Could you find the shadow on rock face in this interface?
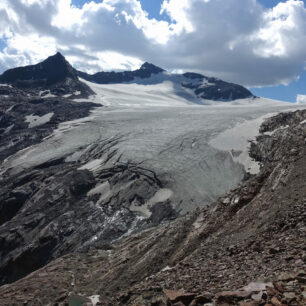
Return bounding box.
[68,170,96,196]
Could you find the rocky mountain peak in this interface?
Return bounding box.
[54,51,65,59]
[139,62,164,73]
[43,52,68,66]
[0,52,77,87]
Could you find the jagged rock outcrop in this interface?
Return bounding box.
[0,110,305,305]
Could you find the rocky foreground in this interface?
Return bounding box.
[0,108,305,305]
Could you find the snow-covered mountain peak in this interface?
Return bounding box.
[78,63,254,101]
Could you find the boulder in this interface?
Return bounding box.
[163,289,196,305]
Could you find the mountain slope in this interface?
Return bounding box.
[0,109,305,305]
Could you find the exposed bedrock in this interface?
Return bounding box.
[0,148,178,285]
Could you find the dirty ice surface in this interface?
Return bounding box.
[209,114,274,174]
[1,79,305,213]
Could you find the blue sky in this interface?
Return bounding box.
[72,0,170,20]
[139,0,168,20]
[0,39,6,52]
[258,0,306,7]
[1,0,306,103]
[251,74,306,102]
[251,0,306,101]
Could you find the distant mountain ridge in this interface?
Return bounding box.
[77,60,254,101]
[77,62,165,84]
[0,52,254,101]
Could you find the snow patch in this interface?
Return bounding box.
[0,83,12,88]
[116,215,146,240]
[80,78,200,107]
[264,125,289,136]
[4,124,14,134]
[209,114,276,174]
[87,181,110,197]
[39,90,57,98]
[62,91,82,99]
[130,188,173,218]
[25,112,54,128]
[6,105,14,112]
[182,77,215,88]
[87,181,112,207]
[162,266,173,272]
[89,295,100,306]
[78,158,104,172]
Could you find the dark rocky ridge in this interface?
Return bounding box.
[0,52,93,97]
[77,62,165,84]
[0,52,76,85]
[0,110,305,305]
[182,73,253,101]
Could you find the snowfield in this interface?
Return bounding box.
[25,112,54,128]
[1,79,305,213]
[77,77,283,107]
[77,77,200,106]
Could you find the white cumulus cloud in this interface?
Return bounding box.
[296,94,306,104]
[0,0,305,87]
